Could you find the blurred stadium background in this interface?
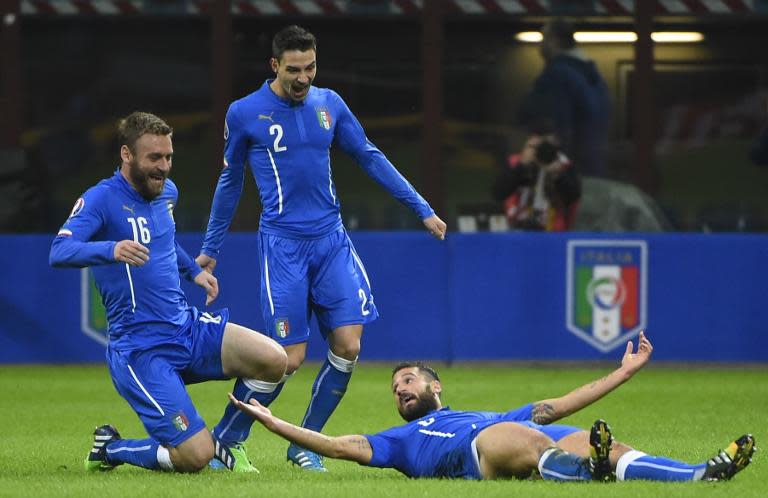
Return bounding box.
[1,1,767,362]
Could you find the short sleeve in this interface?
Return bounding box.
[502,403,535,422]
[364,428,403,468]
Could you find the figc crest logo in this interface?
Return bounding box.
[81,268,108,346]
[316,107,332,130]
[275,318,290,339]
[566,240,647,352]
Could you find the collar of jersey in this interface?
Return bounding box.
[263,79,311,107]
[112,169,149,203]
[420,406,450,419]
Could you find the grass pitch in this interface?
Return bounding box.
[0,363,764,497]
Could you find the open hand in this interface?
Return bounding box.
[620,330,653,376]
[228,393,273,425]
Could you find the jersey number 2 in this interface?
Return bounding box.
[358,288,371,316]
[127,217,151,244]
[270,124,287,152]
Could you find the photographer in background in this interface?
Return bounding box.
[492,124,581,231]
[518,18,610,178]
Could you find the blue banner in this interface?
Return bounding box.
[1,232,766,363]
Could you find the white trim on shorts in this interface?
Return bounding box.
[127,364,165,416]
[471,436,481,477]
[264,254,275,315]
[349,244,371,290]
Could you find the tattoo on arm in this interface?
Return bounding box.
[531,402,556,424]
[342,435,372,463]
[354,436,371,451]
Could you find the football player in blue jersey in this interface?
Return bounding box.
[196,25,447,471]
[230,332,755,482]
[50,112,287,473]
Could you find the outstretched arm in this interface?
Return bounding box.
[229,394,373,465]
[530,331,653,424]
[332,92,444,238]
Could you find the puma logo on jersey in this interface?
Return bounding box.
[258,112,274,122]
[122,204,135,215]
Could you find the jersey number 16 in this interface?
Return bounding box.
[127,217,151,244]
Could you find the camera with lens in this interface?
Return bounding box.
[534,140,560,164]
[518,139,562,183]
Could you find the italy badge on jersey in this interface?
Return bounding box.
[172,412,189,432]
[316,107,332,130]
[566,240,647,352]
[275,318,290,338]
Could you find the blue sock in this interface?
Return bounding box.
[213,376,283,445]
[538,448,592,481]
[105,437,173,471]
[617,451,706,481]
[300,351,356,433]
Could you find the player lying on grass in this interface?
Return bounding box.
[50,112,287,473]
[230,332,756,482]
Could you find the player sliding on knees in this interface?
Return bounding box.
[50,112,287,473]
[230,331,756,482]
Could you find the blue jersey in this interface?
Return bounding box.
[364,404,536,479]
[202,80,434,252]
[50,170,202,351]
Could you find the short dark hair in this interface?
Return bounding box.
[118,112,172,153]
[272,25,317,60]
[544,19,576,50]
[392,361,440,382]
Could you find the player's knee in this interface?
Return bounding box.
[531,433,555,457]
[330,340,360,361]
[262,347,288,382]
[609,441,633,467]
[174,440,214,473]
[187,443,214,472]
[182,454,213,473]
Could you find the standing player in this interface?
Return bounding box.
[50,112,287,473]
[230,332,756,482]
[197,25,447,471]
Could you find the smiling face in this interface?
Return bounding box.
[120,133,173,201]
[269,49,316,103]
[391,367,442,422]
